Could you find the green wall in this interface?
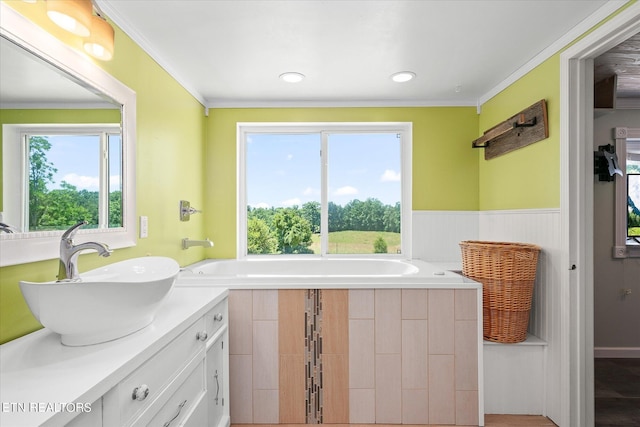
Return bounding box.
[204,107,480,259]
[478,55,561,210]
[0,24,207,344]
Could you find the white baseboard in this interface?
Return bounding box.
[594,347,640,358]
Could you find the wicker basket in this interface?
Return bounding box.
[460,240,541,343]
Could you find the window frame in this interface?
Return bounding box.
[613,126,640,258]
[237,122,412,259]
[3,123,122,233]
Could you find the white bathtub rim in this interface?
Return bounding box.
[176,258,481,289]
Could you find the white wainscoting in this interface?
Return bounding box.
[411,211,479,265]
[412,209,562,420]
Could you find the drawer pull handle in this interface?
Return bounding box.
[196,331,208,341]
[131,384,150,401]
[214,369,220,405]
[163,399,187,427]
[213,313,224,322]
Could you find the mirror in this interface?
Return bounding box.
[0,3,136,267]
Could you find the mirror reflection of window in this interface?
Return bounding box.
[627,139,640,240]
[23,126,122,232]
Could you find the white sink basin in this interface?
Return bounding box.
[19,256,180,346]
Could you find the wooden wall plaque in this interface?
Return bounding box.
[472,99,549,160]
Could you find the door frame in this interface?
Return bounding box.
[560,3,640,426]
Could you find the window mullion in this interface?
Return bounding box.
[98,132,109,228]
[321,132,329,256]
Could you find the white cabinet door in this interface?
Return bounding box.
[206,334,225,427]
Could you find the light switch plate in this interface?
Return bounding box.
[140,216,148,238]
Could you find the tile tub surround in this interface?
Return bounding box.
[227,288,481,425]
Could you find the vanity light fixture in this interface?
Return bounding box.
[390,71,416,83]
[46,0,93,37]
[279,72,305,83]
[83,14,114,60]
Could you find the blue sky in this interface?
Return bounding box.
[36,134,121,192]
[246,132,401,208]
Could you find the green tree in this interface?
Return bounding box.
[28,136,57,229]
[328,201,345,232]
[373,236,388,253]
[383,202,401,233]
[38,182,92,229]
[247,217,277,254]
[109,191,123,227]
[302,201,321,233]
[272,208,313,254]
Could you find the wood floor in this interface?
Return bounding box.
[232,415,558,426]
[595,358,640,426]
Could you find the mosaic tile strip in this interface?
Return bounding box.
[305,289,323,423]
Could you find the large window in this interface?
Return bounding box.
[3,124,122,232]
[238,123,412,257]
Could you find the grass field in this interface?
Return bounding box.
[310,230,401,254]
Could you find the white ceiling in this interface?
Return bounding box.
[96,0,623,108]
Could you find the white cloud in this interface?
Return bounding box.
[287,154,293,160]
[253,202,270,209]
[303,187,319,196]
[62,173,99,190]
[380,169,401,182]
[282,198,301,207]
[334,186,358,196]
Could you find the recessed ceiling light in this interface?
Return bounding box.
[391,71,416,83]
[279,72,305,83]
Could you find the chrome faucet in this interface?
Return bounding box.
[57,220,112,282]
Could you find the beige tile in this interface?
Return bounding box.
[375,289,402,354]
[349,389,376,423]
[428,289,455,355]
[349,289,375,319]
[279,290,305,355]
[455,289,478,320]
[253,320,279,389]
[375,353,402,423]
[402,388,429,424]
[322,353,349,423]
[322,289,349,355]
[229,290,253,355]
[401,319,428,389]
[349,319,375,389]
[402,289,428,319]
[428,354,455,425]
[279,354,305,423]
[253,389,279,423]
[253,289,278,320]
[455,320,478,391]
[229,354,252,423]
[456,390,479,426]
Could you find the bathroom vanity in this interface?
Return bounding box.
[0,287,229,427]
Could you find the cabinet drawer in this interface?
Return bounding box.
[116,318,205,425]
[65,398,101,427]
[204,299,228,338]
[146,361,205,427]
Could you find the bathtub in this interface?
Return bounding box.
[176,257,479,289]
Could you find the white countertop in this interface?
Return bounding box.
[0,287,228,427]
